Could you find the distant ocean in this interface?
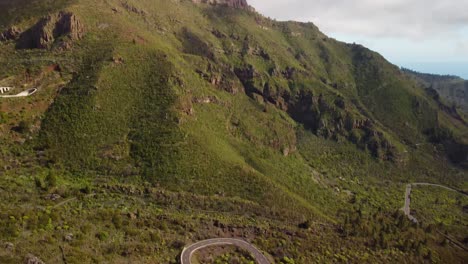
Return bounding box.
[399,62,468,80]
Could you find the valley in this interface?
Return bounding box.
[0,0,466,263]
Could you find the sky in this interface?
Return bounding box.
[248,0,468,79]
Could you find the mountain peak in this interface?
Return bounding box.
[191,0,250,9]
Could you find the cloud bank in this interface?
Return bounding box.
[249,0,468,77]
[249,0,468,39]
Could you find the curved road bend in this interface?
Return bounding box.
[402,183,466,223]
[0,88,37,98]
[403,184,418,223]
[180,238,270,264]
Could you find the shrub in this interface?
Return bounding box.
[112,213,123,229]
[149,232,161,243]
[15,120,31,134]
[80,183,92,194]
[298,220,311,229]
[0,112,9,124]
[45,171,58,188]
[281,256,296,264]
[35,176,45,189]
[96,231,109,241]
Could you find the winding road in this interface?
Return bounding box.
[180,238,270,264]
[402,183,468,251]
[0,88,37,98]
[402,183,465,223]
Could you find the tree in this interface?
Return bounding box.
[45,171,58,188]
[15,120,31,134]
[298,220,311,229]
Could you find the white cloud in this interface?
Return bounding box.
[249,0,468,39]
[248,0,468,76]
[456,40,468,55]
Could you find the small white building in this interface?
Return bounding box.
[0,87,12,94]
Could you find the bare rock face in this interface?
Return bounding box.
[24,254,45,264]
[0,26,21,41]
[192,0,250,9]
[196,64,244,95]
[17,12,84,49]
[56,12,85,41]
[4,242,14,251]
[121,2,147,16]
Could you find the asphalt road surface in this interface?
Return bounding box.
[0,88,37,98]
[180,238,270,264]
[403,184,418,223]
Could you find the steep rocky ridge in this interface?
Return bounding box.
[192,0,250,9]
[15,11,84,49]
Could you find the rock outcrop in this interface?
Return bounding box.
[192,0,250,10]
[196,64,244,94]
[0,26,21,41]
[17,12,84,49]
[121,1,147,16]
[24,254,45,264]
[234,65,263,95]
[231,63,399,161]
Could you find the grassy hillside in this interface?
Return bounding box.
[0,0,467,263]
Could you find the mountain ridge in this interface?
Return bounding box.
[191,0,251,10]
[0,0,467,263]
[403,67,468,115]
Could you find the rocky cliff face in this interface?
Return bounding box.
[231,63,399,161]
[16,12,84,49]
[192,0,250,9]
[0,26,21,41]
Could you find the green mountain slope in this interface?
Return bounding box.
[0,0,467,263]
[403,68,468,115]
